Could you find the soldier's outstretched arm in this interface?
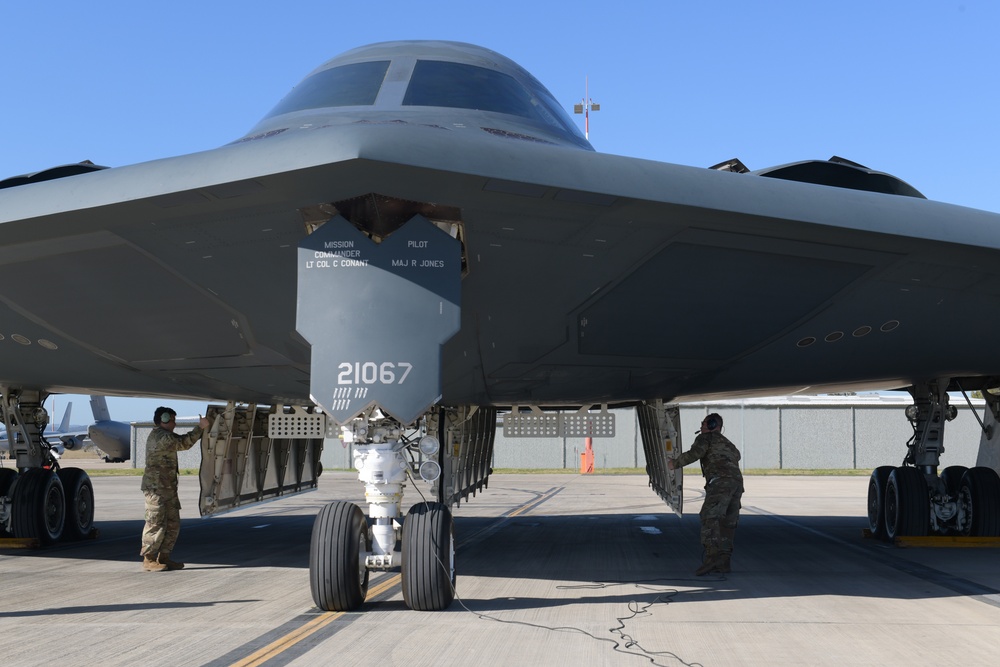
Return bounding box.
[674,434,709,468]
[173,425,205,451]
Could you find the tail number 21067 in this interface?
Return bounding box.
[337,361,413,385]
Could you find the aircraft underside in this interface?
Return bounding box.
[1,192,999,612]
[3,198,1000,611]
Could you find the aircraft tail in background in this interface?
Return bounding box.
[87,396,130,463]
[56,402,72,433]
[89,396,111,423]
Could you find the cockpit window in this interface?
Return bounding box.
[265,60,390,117]
[402,60,584,139]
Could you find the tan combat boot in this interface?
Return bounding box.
[715,554,731,573]
[159,553,185,570]
[143,555,168,572]
[694,551,721,576]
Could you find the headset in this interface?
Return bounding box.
[704,414,721,431]
[154,407,176,425]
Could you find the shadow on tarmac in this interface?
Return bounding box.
[5,509,1000,608]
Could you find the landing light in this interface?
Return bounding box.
[418,435,440,456]
[419,460,441,482]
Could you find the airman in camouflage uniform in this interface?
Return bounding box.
[140,406,210,572]
[667,413,744,575]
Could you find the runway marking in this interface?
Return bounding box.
[0,537,41,549]
[222,489,565,666]
[891,535,1000,548]
[227,574,400,667]
[456,486,566,546]
[506,486,564,517]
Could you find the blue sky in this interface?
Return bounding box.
[2,1,998,420]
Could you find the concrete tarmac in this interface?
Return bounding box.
[2,471,1000,666]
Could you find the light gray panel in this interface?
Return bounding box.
[320,437,355,470]
[493,436,564,469]
[741,407,781,469]
[781,407,853,469]
[854,407,910,468]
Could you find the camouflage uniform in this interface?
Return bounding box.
[139,424,203,558]
[674,431,744,566]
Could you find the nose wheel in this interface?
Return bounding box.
[401,501,455,611]
[309,501,372,611]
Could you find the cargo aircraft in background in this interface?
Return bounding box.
[0,396,128,461]
[2,40,1000,612]
[0,400,87,456]
[85,395,131,463]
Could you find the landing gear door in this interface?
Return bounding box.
[296,215,461,426]
[637,401,683,517]
[976,390,1000,471]
[663,405,683,517]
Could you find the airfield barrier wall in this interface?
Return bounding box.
[130,396,989,472]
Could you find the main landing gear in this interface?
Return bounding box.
[0,388,96,544]
[867,381,1000,540]
[309,409,455,612]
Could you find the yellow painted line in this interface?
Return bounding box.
[363,573,402,600]
[894,536,1000,548]
[0,538,41,549]
[507,486,563,518]
[231,488,557,666]
[863,528,1000,547]
[229,574,401,667]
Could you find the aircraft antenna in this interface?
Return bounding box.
[573,77,600,140]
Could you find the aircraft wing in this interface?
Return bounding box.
[3,113,1000,418]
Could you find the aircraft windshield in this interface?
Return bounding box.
[261,56,586,145]
[403,60,584,139]
[265,60,390,117]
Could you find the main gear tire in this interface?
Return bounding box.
[957,467,1000,537]
[867,465,895,540]
[10,468,65,544]
[885,466,929,539]
[940,465,969,498]
[0,468,17,537]
[58,468,95,541]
